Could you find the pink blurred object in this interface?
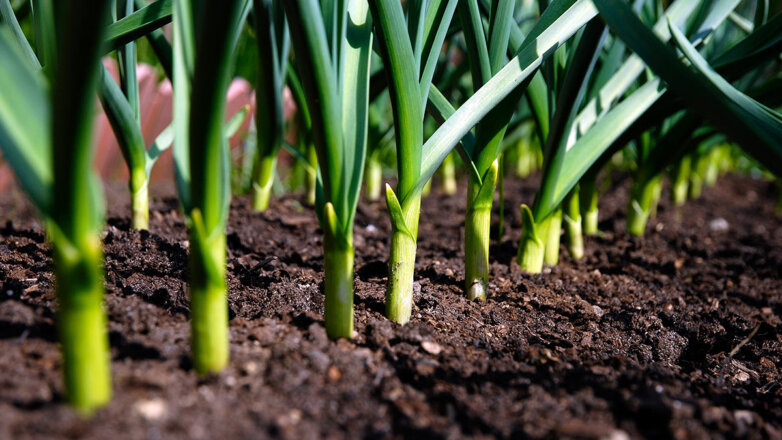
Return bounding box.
[0,59,300,195]
[93,58,255,185]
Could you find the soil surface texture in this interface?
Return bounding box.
[0,173,780,439]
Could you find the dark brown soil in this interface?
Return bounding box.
[0,172,780,439]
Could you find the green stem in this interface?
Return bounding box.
[649,176,662,219]
[627,174,661,236]
[671,155,691,206]
[515,135,535,178]
[130,168,148,229]
[440,152,457,195]
[703,148,720,187]
[188,216,229,375]
[464,161,498,300]
[689,153,707,199]
[543,207,562,267]
[386,193,420,324]
[364,154,382,201]
[305,141,317,205]
[323,233,354,339]
[517,204,545,273]
[563,188,583,259]
[579,175,599,235]
[252,154,276,211]
[52,232,111,413]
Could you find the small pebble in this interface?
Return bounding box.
[421,341,443,355]
[242,361,259,375]
[607,430,630,440]
[592,305,605,318]
[709,218,729,232]
[328,365,341,381]
[134,398,167,421]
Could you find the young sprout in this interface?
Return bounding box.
[563,186,584,259]
[671,155,692,206]
[0,0,112,412]
[172,0,249,373]
[283,0,374,338]
[516,0,743,270]
[369,0,458,322]
[251,0,289,212]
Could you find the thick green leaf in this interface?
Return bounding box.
[339,0,373,234]
[145,123,174,173]
[51,0,110,238]
[667,16,782,173]
[0,29,51,215]
[104,0,172,54]
[568,0,700,139]
[594,0,782,176]
[172,0,195,212]
[135,0,173,80]
[188,0,248,232]
[407,0,598,201]
[253,0,289,162]
[284,0,343,220]
[97,65,146,174]
[369,0,422,198]
[535,79,667,220]
[418,0,458,112]
[0,0,40,69]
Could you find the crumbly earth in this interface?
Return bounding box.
[0,173,780,439]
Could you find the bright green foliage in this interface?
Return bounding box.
[672,155,692,206]
[563,187,583,259]
[580,173,599,235]
[457,0,522,296]
[173,0,249,374]
[251,0,289,211]
[627,174,662,236]
[370,0,458,320]
[0,0,112,413]
[594,0,782,176]
[283,0,374,338]
[518,11,608,272]
[97,58,175,229]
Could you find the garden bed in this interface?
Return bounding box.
[0,173,780,439]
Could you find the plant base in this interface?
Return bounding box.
[53,233,111,413]
[323,239,355,339]
[252,155,276,212]
[188,227,229,375]
[386,229,417,324]
[544,209,562,267]
[517,204,545,273]
[130,179,149,230]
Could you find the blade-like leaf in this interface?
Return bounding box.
[535,79,666,220]
[104,0,172,54]
[284,0,342,217]
[145,123,174,172]
[0,0,41,69]
[594,0,782,175]
[408,0,598,201]
[340,0,373,233]
[0,29,51,215]
[369,0,423,199]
